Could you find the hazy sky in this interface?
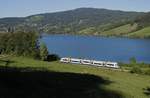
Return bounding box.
[0,0,150,18]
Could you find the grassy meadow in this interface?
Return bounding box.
[127,27,150,38]
[100,24,138,36]
[0,56,150,98]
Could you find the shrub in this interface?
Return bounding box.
[39,43,49,61]
[130,66,142,74]
[47,54,60,61]
[144,87,150,96]
[144,69,150,75]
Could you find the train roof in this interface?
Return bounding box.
[61,57,118,64]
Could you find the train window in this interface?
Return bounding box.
[94,63,102,65]
[71,60,80,63]
[83,61,90,63]
[107,64,114,66]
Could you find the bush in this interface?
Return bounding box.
[130,66,142,74]
[144,69,150,75]
[39,43,49,61]
[47,54,60,61]
[144,87,150,96]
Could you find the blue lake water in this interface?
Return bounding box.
[41,34,150,63]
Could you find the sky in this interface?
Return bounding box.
[0,0,150,18]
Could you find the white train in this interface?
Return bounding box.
[60,57,119,68]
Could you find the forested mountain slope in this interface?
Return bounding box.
[1,8,150,38]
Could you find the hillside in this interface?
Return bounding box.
[0,56,150,98]
[76,12,150,38]
[0,8,150,38]
[135,12,150,28]
[0,8,143,34]
[127,26,150,38]
[99,24,138,36]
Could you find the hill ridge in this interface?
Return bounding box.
[1,8,150,38]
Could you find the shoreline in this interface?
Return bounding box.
[42,33,150,40]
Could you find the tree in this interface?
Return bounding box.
[129,57,137,64]
[0,31,39,57]
[39,43,49,61]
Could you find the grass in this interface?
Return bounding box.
[97,23,150,38]
[127,26,150,38]
[0,56,150,98]
[100,24,138,36]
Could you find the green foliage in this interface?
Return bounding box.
[1,8,150,38]
[0,8,143,35]
[39,43,49,61]
[144,69,150,75]
[129,57,137,64]
[121,61,150,76]
[144,87,150,96]
[0,32,39,57]
[135,12,150,28]
[47,54,60,61]
[130,66,142,74]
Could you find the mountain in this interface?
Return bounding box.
[0,8,149,38]
[126,13,150,38]
[135,12,150,27]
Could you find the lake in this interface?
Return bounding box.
[41,34,150,63]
